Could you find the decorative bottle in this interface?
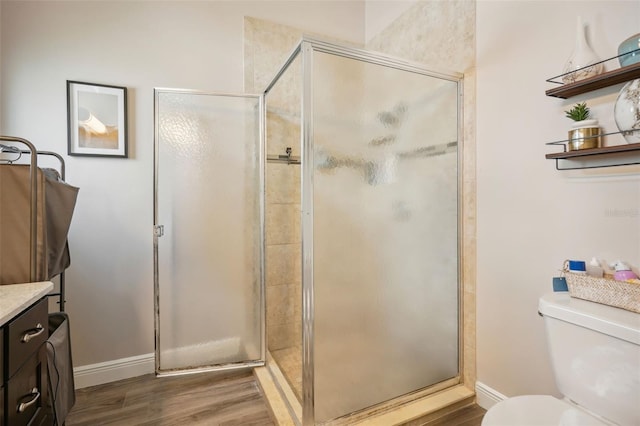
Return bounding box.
[562,16,603,84]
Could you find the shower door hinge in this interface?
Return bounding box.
[154,225,164,237]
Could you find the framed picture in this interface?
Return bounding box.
[67,81,128,157]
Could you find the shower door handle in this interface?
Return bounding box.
[154,225,164,237]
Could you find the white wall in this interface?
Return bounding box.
[0,0,364,369]
[477,0,640,400]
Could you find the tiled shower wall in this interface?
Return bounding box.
[265,115,303,350]
[245,17,304,351]
[265,164,302,350]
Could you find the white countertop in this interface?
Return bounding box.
[0,281,53,327]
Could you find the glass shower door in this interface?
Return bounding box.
[154,90,264,374]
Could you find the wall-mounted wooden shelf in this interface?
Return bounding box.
[545,143,640,170]
[545,62,640,99]
[545,53,640,169]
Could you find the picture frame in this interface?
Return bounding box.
[67,80,128,157]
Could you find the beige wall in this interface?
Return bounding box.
[364,1,417,43]
[476,0,640,402]
[0,0,365,369]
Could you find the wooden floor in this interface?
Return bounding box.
[65,371,484,426]
[416,404,486,426]
[65,370,274,426]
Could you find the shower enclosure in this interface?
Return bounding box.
[154,38,462,425]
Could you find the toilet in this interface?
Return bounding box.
[482,292,640,425]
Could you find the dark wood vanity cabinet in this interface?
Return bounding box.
[2,298,48,426]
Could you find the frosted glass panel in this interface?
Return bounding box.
[155,92,262,371]
[312,52,459,422]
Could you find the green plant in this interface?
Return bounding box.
[565,102,591,121]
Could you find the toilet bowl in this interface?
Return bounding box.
[482,395,610,425]
[482,292,640,426]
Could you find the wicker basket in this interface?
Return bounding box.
[564,271,640,313]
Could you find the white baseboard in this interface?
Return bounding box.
[74,353,155,389]
[475,381,508,410]
[74,356,512,410]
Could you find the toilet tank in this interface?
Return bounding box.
[539,292,640,426]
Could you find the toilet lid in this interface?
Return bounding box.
[482,395,608,426]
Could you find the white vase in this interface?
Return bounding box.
[562,16,603,84]
[571,119,598,129]
[614,79,640,144]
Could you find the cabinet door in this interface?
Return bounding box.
[6,347,47,426]
[6,298,47,378]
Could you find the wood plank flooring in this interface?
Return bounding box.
[65,370,484,426]
[65,370,274,425]
[417,404,486,426]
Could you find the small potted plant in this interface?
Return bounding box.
[565,102,601,150]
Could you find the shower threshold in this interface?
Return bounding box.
[255,357,474,425]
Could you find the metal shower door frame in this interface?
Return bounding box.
[153,88,266,376]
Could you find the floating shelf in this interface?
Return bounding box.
[545,62,640,99]
[545,143,640,170]
[545,51,640,169]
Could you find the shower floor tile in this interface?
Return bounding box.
[271,345,302,402]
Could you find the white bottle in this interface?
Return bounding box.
[586,257,604,278]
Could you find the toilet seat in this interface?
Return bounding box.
[482,395,608,426]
